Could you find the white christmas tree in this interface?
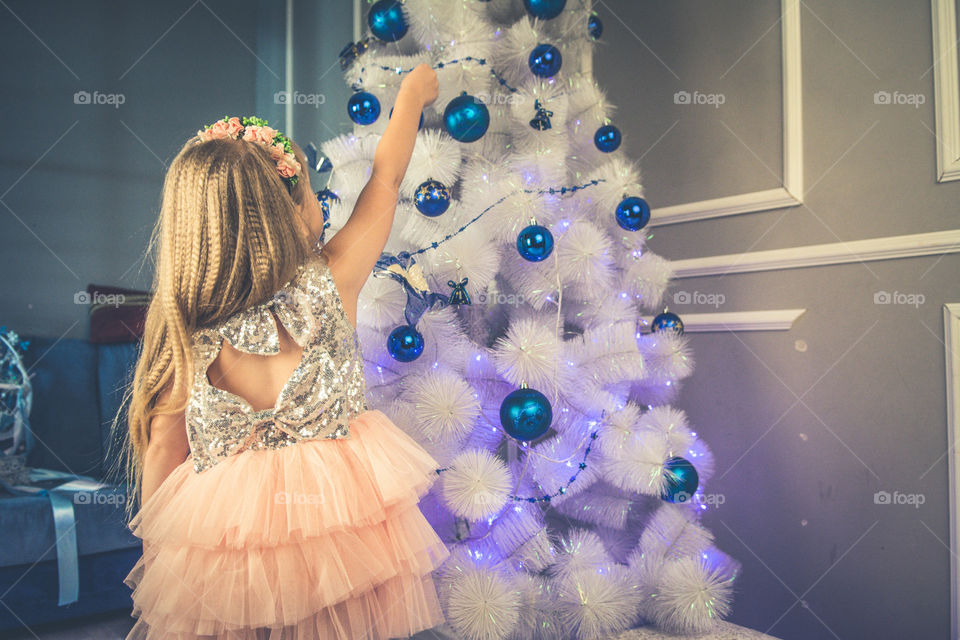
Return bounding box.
[314,1,741,638]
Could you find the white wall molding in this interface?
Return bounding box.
[582,0,594,75]
[650,0,803,226]
[931,0,960,182]
[944,303,960,640]
[669,229,960,278]
[650,187,801,227]
[285,0,294,139]
[353,0,362,42]
[640,308,806,332]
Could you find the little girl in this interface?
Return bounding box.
[122,65,447,639]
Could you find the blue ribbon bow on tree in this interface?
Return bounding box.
[374,253,450,326]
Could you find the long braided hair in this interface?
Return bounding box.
[117,133,315,518]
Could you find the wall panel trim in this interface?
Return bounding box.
[670,229,960,278]
[932,0,960,182]
[650,0,804,226]
[640,308,806,332]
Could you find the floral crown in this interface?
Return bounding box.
[196,116,302,187]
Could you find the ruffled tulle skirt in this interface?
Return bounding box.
[124,409,451,639]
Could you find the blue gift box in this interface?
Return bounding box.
[0,337,142,632]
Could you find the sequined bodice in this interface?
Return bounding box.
[186,254,368,473]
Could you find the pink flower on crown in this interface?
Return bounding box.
[194,116,299,183]
[242,124,278,146]
[198,116,243,141]
[223,117,244,138]
[277,153,301,179]
[267,142,286,161]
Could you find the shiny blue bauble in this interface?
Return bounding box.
[528,44,562,78]
[588,14,603,39]
[594,124,621,152]
[651,311,684,335]
[499,387,553,441]
[660,456,699,503]
[368,0,408,42]
[443,93,490,143]
[389,106,424,130]
[387,325,424,362]
[523,0,566,20]
[516,224,554,262]
[347,91,381,125]
[615,196,650,231]
[315,188,339,222]
[414,179,450,217]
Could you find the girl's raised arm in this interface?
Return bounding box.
[321,63,439,301]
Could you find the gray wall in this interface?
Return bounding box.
[596,1,960,638]
[0,0,354,339]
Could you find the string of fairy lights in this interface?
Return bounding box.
[351,51,521,94]
[394,178,604,259]
[432,433,601,504]
[324,0,687,511]
[401,178,606,503]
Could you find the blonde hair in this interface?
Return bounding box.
[113,133,315,520]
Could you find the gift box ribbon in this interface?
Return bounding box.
[0,467,109,605]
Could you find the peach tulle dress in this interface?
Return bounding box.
[124,253,451,639]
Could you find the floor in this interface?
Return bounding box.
[8,611,134,640]
[8,611,782,640]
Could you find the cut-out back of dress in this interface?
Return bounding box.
[205,306,306,412]
[186,253,368,473]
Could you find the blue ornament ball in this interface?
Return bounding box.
[517,224,554,262]
[500,387,553,441]
[368,0,408,42]
[387,325,424,362]
[347,91,381,125]
[594,124,621,152]
[528,44,562,78]
[523,0,567,20]
[660,456,699,503]
[443,93,490,143]
[389,106,424,130]
[588,14,603,39]
[615,196,650,231]
[651,311,684,335]
[414,179,450,217]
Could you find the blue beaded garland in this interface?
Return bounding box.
[523,0,566,20]
[500,387,553,441]
[651,311,684,335]
[368,0,408,42]
[615,196,650,231]
[516,224,554,262]
[387,325,424,362]
[389,106,424,130]
[660,456,699,503]
[594,124,621,152]
[588,14,603,39]
[443,93,490,143]
[528,44,562,78]
[414,179,450,217]
[347,91,381,125]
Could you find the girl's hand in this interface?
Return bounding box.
[322,65,436,301]
[400,63,439,108]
